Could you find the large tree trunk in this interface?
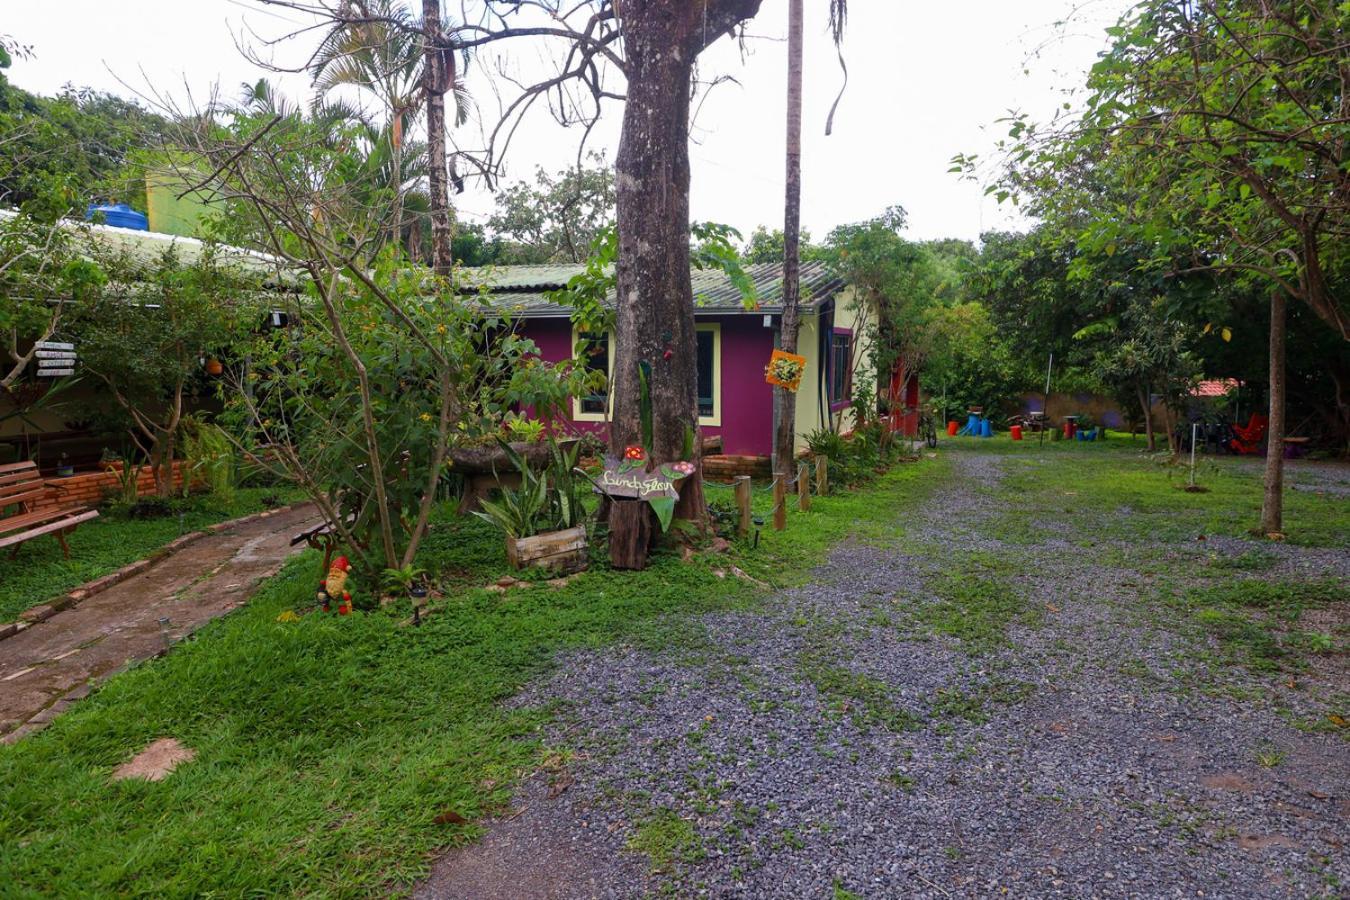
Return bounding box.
[1261,290,1287,535]
[772,0,804,479]
[611,25,702,556]
[422,0,454,275]
[608,0,763,568]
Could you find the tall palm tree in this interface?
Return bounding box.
[774,1,847,477]
[311,0,469,257]
[420,0,469,275]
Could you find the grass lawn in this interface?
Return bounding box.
[0,455,948,897]
[1,487,306,624]
[948,432,1350,549]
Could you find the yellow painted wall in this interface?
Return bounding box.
[790,287,877,451]
[793,312,822,449]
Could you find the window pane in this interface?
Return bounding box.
[829,332,851,403]
[696,330,715,417]
[580,332,608,414]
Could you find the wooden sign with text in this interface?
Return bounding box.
[593,457,692,501]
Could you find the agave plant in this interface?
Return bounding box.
[546,435,587,530]
[472,441,551,539]
[473,437,589,538]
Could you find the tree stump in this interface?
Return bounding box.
[608,499,654,570]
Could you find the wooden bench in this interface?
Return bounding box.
[0,461,99,558]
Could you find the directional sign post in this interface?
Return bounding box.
[34,341,77,377]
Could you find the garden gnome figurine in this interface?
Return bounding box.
[317,556,353,615]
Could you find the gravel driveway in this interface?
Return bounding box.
[419,448,1348,899]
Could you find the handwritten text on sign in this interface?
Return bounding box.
[595,459,687,501]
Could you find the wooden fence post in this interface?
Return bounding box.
[797,461,810,511]
[772,475,787,531]
[815,455,828,496]
[734,475,752,539]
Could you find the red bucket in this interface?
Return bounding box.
[946,421,959,437]
[1010,425,1023,441]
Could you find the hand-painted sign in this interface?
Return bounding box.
[593,457,695,501]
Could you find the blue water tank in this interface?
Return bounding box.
[85,202,149,231]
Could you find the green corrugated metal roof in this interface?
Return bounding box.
[0,208,299,287]
[467,261,845,318]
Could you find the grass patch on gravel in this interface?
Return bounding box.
[799,652,924,733]
[913,572,1042,653]
[0,456,949,896]
[1171,577,1348,673]
[627,807,705,873]
[0,486,304,623]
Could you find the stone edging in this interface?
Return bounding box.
[0,502,310,642]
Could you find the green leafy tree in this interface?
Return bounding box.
[972,0,1350,532]
[823,206,939,380]
[0,68,166,217]
[487,153,616,264]
[921,301,1019,423]
[72,247,254,496]
[1,212,105,392]
[741,225,823,264]
[168,86,586,574]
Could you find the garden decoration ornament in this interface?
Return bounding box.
[317,555,353,615]
[765,349,807,392]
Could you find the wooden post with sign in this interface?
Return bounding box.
[772,475,787,531]
[734,475,752,538]
[593,455,693,570]
[815,455,828,496]
[797,462,810,511]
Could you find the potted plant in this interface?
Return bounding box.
[474,438,589,574]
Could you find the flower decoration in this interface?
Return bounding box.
[671,460,696,476]
[624,445,646,462]
[764,350,808,391]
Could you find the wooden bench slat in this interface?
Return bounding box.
[0,504,88,534]
[0,461,39,474]
[0,487,47,510]
[0,508,99,549]
[0,469,43,487]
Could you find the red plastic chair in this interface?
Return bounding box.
[1229,414,1268,455]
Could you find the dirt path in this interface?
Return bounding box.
[0,504,319,742]
[418,449,1347,899]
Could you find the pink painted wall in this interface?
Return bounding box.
[521,315,776,456]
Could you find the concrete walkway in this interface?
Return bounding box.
[0,503,319,742]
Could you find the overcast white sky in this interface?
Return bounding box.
[5,0,1131,243]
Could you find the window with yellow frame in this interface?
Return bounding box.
[570,323,721,427]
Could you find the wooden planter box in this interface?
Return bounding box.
[505,525,588,574]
